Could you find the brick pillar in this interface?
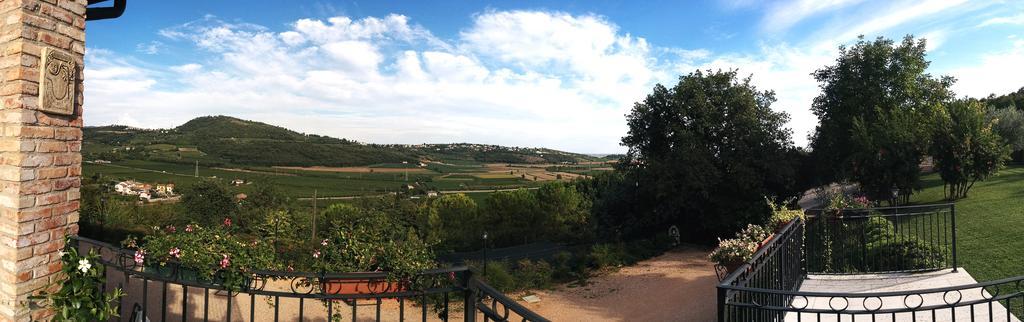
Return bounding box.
[0,1,86,321]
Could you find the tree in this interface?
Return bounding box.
[986,105,1024,160]
[534,182,591,241]
[809,35,954,199]
[179,180,236,227]
[620,69,799,242]
[429,194,480,251]
[931,99,1010,199]
[483,189,540,246]
[849,106,933,203]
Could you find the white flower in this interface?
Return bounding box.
[56,250,65,258]
[77,259,91,273]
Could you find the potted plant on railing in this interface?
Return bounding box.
[124,219,277,291]
[709,237,756,276]
[767,197,804,232]
[311,204,436,299]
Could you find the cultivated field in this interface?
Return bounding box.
[84,159,613,201]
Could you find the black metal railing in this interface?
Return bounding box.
[72,236,549,322]
[716,204,1024,322]
[721,275,1024,322]
[805,203,957,274]
[718,217,807,322]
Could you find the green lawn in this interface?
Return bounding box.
[909,164,1024,282]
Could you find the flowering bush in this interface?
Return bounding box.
[33,239,124,321]
[124,220,276,290]
[312,205,436,282]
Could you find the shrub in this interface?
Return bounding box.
[33,239,124,321]
[588,243,627,269]
[475,260,517,292]
[515,259,554,290]
[866,238,946,271]
[312,205,436,282]
[127,220,277,291]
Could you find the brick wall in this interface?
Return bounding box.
[0,0,85,321]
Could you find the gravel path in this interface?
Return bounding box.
[520,246,718,322]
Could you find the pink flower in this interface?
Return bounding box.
[168,247,181,259]
[166,225,176,233]
[312,250,321,259]
[134,250,145,265]
[219,254,230,269]
[320,239,328,246]
[223,218,232,227]
[185,224,193,232]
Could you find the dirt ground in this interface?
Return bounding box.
[521,246,718,322]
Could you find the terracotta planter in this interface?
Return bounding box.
[756,234,775,251]
[723,260,746,275]
[321,278,406,298]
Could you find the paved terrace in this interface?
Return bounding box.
[786,269,1020,322]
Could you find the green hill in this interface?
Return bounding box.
[83,115,600,167]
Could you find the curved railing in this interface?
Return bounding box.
[72,235,549,322]
[718,204,1024,321]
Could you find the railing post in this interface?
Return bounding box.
[951,204,958,272]
[463,270,477,322]
[717,286,726,322]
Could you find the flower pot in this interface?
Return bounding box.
[143,264,250,290]
[723,260,746,275]
[756,234,775,251]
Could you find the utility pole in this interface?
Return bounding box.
[194,161,198,177]
[312,189,318,240]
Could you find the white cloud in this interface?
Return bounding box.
[85,11,674,153]
[948,41,1024,98]
[761,0,864,32]
[135,41,164,55]
[978,13,1024,27]
[170,63,202,73]
[84,6,1020,153]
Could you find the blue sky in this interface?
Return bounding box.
[85,0,1024,153]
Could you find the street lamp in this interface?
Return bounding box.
[482,231,489,276]
[891,185,900,211]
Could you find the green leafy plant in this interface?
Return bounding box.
[767,198,804,230]
[312,204,436,282]
[125,220,277,291]
[32,240,124,321]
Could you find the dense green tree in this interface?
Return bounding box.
[986,106,1024,160]
[849,106,934,203]
[931,99,1010,199]
[179,180,236,227]
[534,182,591,241]
[428,194,481,251]
[983,87,1024,110]
[620,69,798,242]
[483,189,541,247]
[809,35,954,199]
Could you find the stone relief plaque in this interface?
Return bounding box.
[38,47,77,116]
